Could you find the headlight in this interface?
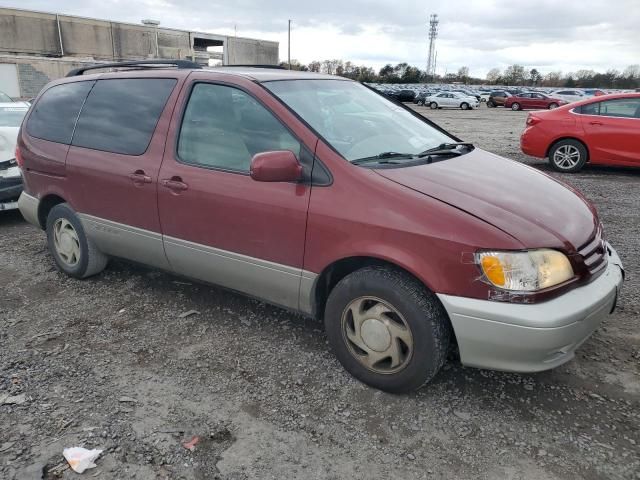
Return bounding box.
[476,249,574,291]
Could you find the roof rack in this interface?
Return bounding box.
[215,64,286,70]
[66,60,202,77]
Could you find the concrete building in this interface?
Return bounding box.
[0,7,279,98]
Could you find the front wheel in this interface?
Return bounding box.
[46,203,108,279]
[511,102,521,111]
[487,100,495,108]
[429,102,438,109]
[460,102,469,110]
[549,139,588,173]
[548,103,559,109]
[324,266,451,393]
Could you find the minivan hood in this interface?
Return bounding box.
[375,149,598,251]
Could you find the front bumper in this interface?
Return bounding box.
[438,244,624,373]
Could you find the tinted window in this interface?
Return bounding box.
[72,78,176,155]
[579,102,600,115]
[26,81,94,144]
[178,83,300,172]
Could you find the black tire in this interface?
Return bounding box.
[487,100,495,108]
[548,139,588,173]
[511,102,521,111]
[324,266,451,393]
[460,102,469,110]
[429,102,438,109]
[548,102,559,109]
[46,203,108,279]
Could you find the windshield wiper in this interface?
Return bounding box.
[417,142,474,158]
[351,152,416,165]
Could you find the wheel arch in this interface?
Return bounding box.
[311,255,437,319]
[546,137,590,162]
[37,194,67,229]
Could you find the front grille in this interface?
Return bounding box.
[577,226,607,276]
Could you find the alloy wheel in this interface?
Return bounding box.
[553,145,581,169]
[341,296,413,374]
[53,218,81,267]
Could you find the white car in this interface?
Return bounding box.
[479,92,491,102]
[0,102,29,211]
[425,92,479,110]
[549,89,586,103]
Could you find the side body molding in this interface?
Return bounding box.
[79,214,317,314]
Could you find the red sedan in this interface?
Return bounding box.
[520,93,640,172]
[504,92,566,111]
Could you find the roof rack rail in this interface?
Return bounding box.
[66,60,202,77]
[215,64,286,70]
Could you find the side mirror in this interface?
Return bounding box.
[250,151,302,183]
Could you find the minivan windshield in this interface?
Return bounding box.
[264,80,454,162]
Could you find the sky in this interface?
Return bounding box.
[9,0,640,78]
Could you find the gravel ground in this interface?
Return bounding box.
[1,104,638,480]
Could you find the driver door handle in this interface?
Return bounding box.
[161,177,189,192]
[129,170,152,184]
[589,120,603,125]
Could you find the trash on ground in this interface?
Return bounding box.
[182,435,200,451]
[63,447,103,473]
[2,393,26,405]
[178,310,200,319]
[118,396,137,403]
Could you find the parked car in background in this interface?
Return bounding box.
[521,93,640,172]
[549,89,586,103]
[17,62,624,392]
[425,92,479,110]
[504,92,567,111]
[582,89,606,97]
[0,102,29,211]
[451,89,481,102]
[486,90,511,107]
[479,92,491,103]
[389,89,416,102]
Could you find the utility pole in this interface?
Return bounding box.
[288,19,291,69]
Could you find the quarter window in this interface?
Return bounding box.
[72,78,177,155]
[177,83,300,172]
[26,81,94,144]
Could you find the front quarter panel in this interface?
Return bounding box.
[305,142,523,299]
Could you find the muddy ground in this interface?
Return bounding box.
[1,104,638,479]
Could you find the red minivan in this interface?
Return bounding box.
[17,62,624,392]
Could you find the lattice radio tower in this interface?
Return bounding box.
[426,14,439,79]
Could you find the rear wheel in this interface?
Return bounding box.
[460,102,469,110]
[46,203,108,279]
[549,139,587,173]
[324,266,451,393]
[511,102,521,111]
[487,100,495,108]
[548,102,559,109]
[429,102,438,109]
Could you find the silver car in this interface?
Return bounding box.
[0,102,29,211]
[425,92,479,110]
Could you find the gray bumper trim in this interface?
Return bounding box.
[17,192,41,228]
[438,244,624,373]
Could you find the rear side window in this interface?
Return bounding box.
[72,78,177,155]
[26,81,94,144]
